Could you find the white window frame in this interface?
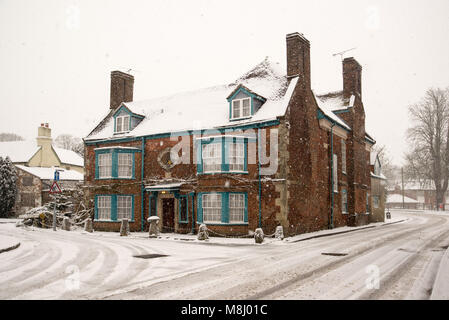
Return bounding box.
[373,195,379,209]
[117,195,132,221]
[231,97,251,120]
[341,140,346,174]
[118,153,133,178]
[98,153,112,178]
[202,143,222,173]
[97,196,112,220]
[229,194,245,223]
[115,115,130,133]
[333,154,338,193]
[229,142,245,172]
[341,190,348,214]
[202,193,222,223]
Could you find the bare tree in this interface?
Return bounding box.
[404,88,449,210]
[55,134,84,157]
[372,144,399,189]
[0,133,24,142]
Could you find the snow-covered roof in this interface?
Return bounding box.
[85,58,297,141]
[53,147,83,167]
[314,91,351,130]
[371,172,386,180]
[0,141,41,163]
[315,90,375,142]
[15,165,84,181]
[387,194,418,203]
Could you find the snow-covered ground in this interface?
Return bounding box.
[0,210,448,300]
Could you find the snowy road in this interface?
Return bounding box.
[0,210,448,300]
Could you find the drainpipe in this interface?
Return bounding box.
[257,127,262,228]
[330,122,335,229]
[190,192,195,234]
[141,137,145,231]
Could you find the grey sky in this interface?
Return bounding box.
[1,0,448,166]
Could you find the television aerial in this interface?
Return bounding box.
[332,47,356,61]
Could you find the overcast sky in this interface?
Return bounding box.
[1,0,448,166]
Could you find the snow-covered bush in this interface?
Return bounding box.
[0,156,18,218]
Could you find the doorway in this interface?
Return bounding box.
[162,198,175,232]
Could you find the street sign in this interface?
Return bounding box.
[54,170,60,181]
[49,181,62,194]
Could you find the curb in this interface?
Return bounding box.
[288,219,407,243]
[0,242,20,254]
[430,246,449,300]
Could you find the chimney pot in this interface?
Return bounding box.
[110,70,134,110]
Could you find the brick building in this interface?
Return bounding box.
[84,32,377,236]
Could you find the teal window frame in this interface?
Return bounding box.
[197,192,248,226]
[95,148,138,180]
[196,137,249,175]
[178,195,189,224]
[94,194,135,222]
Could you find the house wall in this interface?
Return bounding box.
[13,168,42,216]
[370,176,386,222]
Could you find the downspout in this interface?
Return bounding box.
[257,127,262,228]
[191,192,195,234]
[330,122,335,229]
[141,137,145,231]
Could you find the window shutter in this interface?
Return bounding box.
[95,153,99,179]
[197,195,203,223]
[196,140,203,173]
[94,196,99,220]
[111,195,118,221]
[112,151,118,178]
[222,138,229,172]
[244,193,248,223]
[222,192,229,223]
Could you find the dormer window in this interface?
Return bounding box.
[112,104,144,134]
[116,115,130,133]
[227,84,266,121]
[231,98,251,120]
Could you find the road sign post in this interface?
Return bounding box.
[50,170,63,231]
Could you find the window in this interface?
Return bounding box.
[97,196,111,220]
[229,194,245,223]
[22,176,33,186]
[98,153,112,178]
[373,196,379,209]
[202,143,222,173]
[341,140,346,174]
[341,189,348,214]
[117,196,132,220]
[333,154,338,192]
[116,115,130,133]
[366,193,370,213]
[231,98,251,119]
[202,193,222,223]
[179,196,188,223]
[149,196,157,216]
[118,153,132,178]
[229,142,244,171]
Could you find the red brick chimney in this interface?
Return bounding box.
[342,57,362,99]
[286,32,311,88]
[110,70,134,110]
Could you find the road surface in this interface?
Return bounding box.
[0,210,448,299]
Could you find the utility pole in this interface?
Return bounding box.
[401,167,405,209]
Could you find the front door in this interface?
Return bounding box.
[162,198,175,232]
